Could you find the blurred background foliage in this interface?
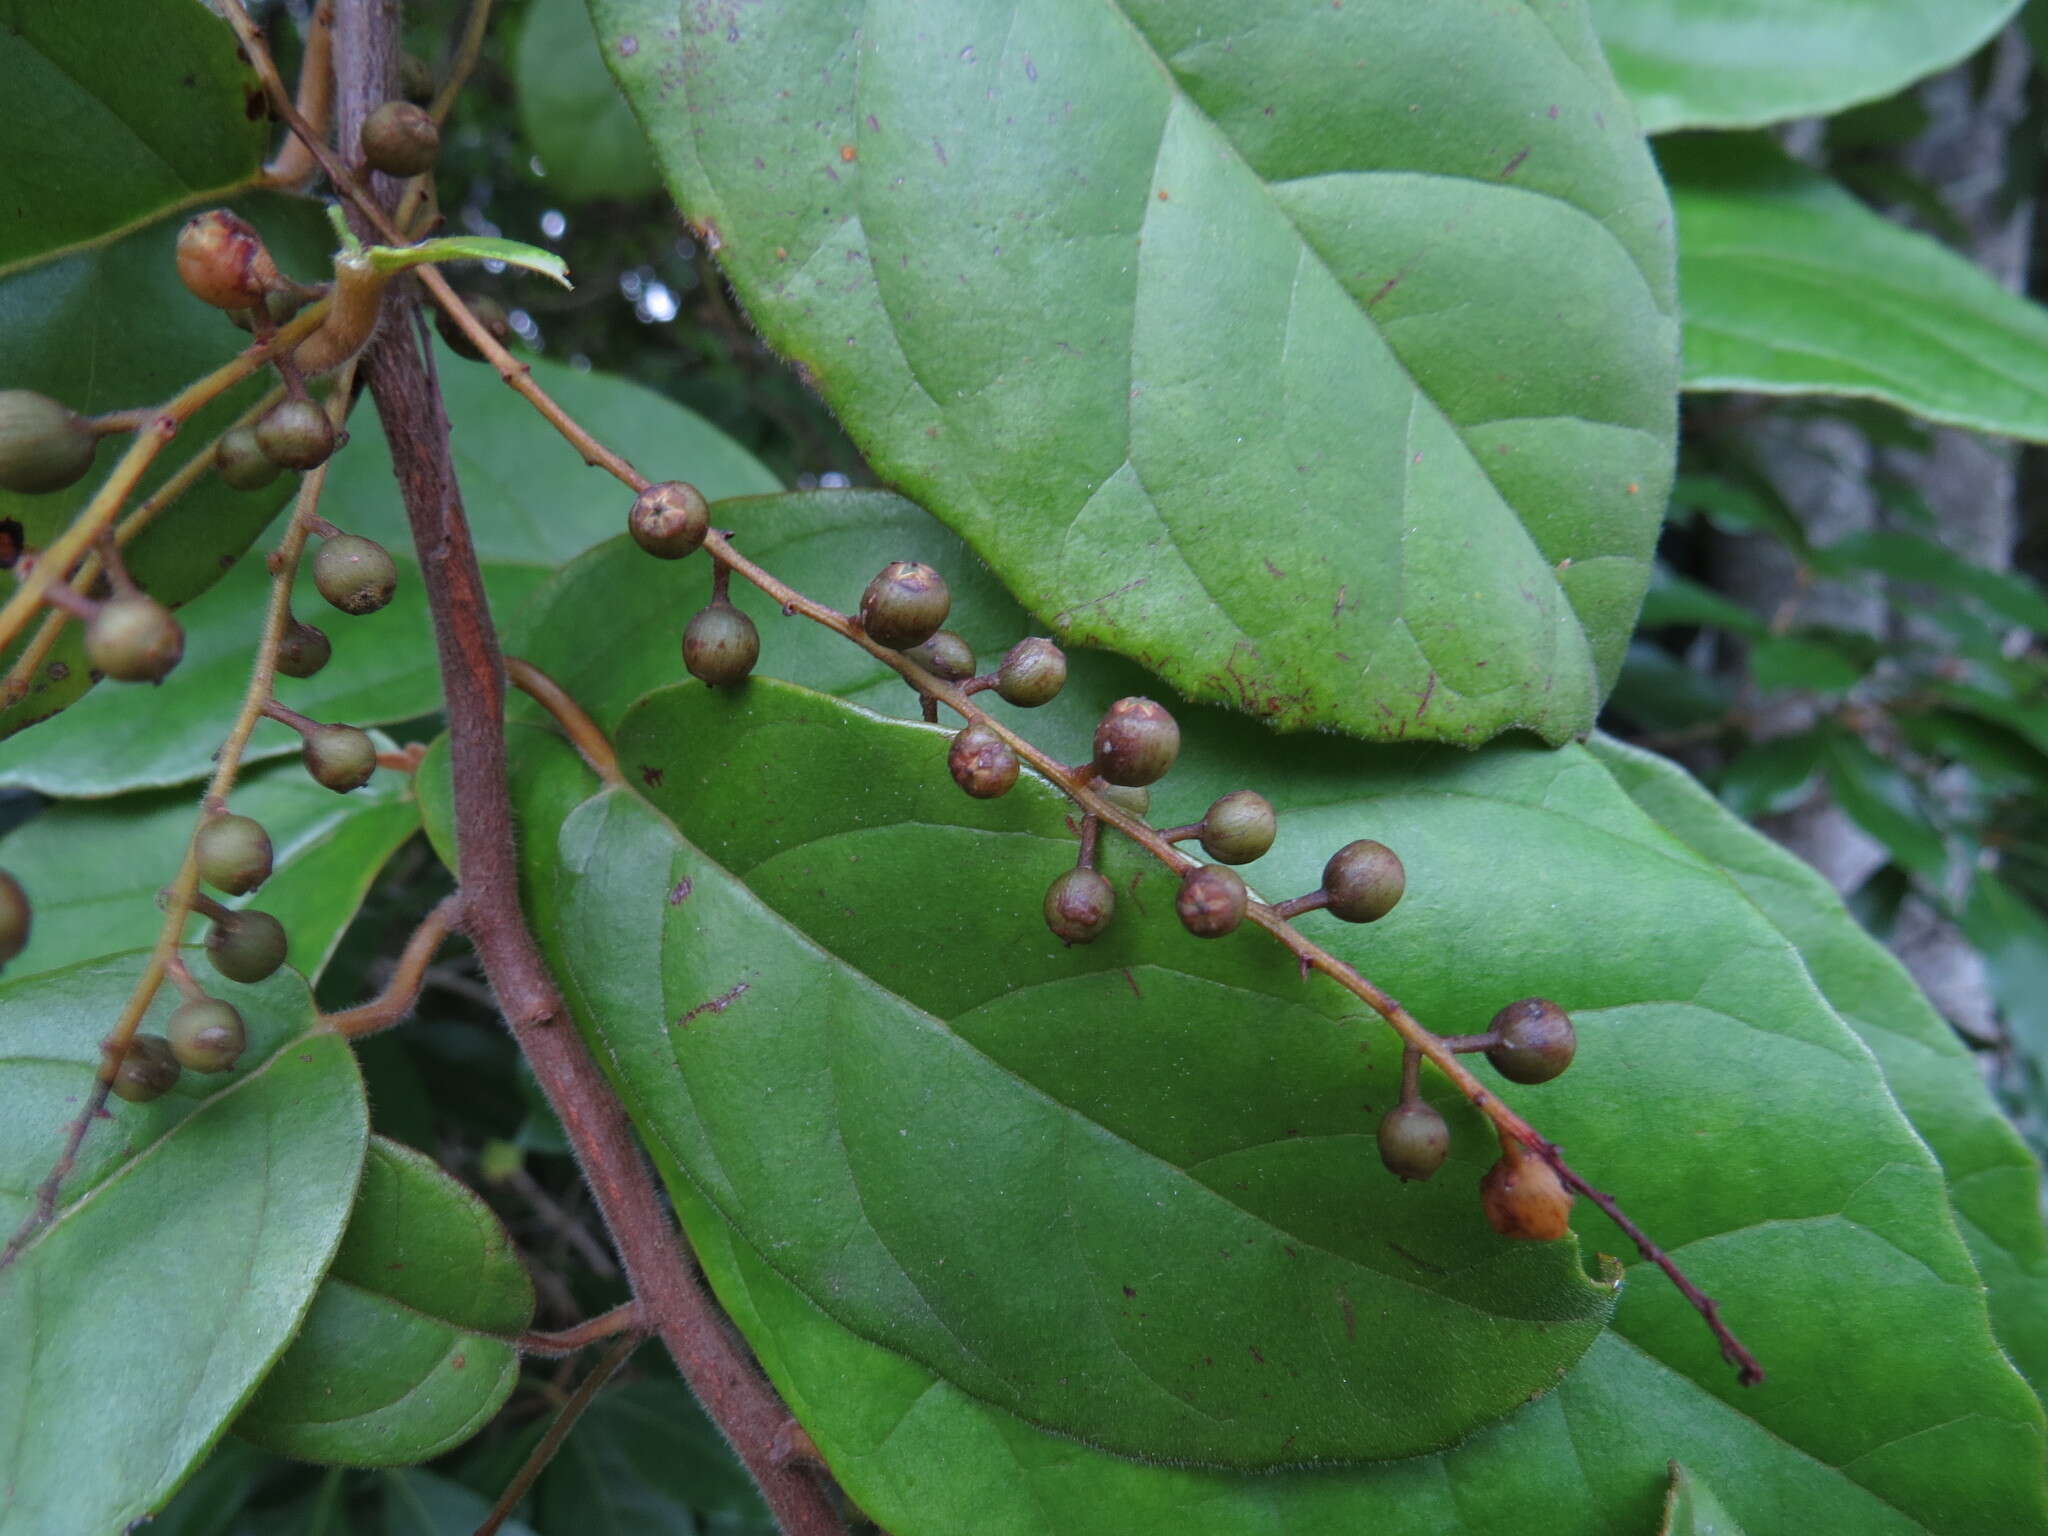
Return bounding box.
[73,0,2048,1525]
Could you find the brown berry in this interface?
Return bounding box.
[907,630,975,682]
[1044,867,1114,945]
[215,425,281,491]
[995,637,1066,707]
[304,724,378,793]
[0,869,30,964]
[436,294,513,362]
[1479,1142,1574,1241]
[859,561,950,649]
[168,997,247,1074]
[1199,790,1276,865]
[86,595,185,684]
[274,618,332,679]
[0,391,97,495]
[313,534,398,616]
[948,723,1018,799]
[195,814,273,895]
[206,909,288,984]
[1485,998,1577,1085]
[1092,697,1179,787]
[629,481,710,559]
[1378,1101,1450,1182]
[111,1034,181,1103]
[175,210,281,311]
[1323,839,1404,923]
[684,599,759,687]
[255,398,336,471]
[1176,864,1246,938]
[361,100,440,177]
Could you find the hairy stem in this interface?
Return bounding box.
[475,1330,642,1536]
[517,1300,644,1357]
[506,656,625,787]
[320,892,464,1039]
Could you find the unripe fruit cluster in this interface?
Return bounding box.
[0,391,98,495]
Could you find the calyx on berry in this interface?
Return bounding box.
[206,909,288,984]
[86,595,185,684]
[1377,1100,1450,1182]
[1044,866,1114,945]
[303,724,378,793]
[1198,790,1276,865]
[1485,998,1576,1085]
[994,637,1066,707]
[859,561,950,649]
[1479,1140,1574,1242]
[168,996,247,1074]
[1091,697,1179,787]
[629,481,710,560]
[0,391,98,495]
[195,813,273,895]
[313,533,398,616]
[361,100,441,177]
[275,617,332,679]
[907,630,975,683]
[215,425,282,491]
[684,599,759,687]
[949,723,1018,799]
[0,869,30,965]
[255,398,336,471]
[1322,839,1404,923]
[1176,864,1247,939]
[112,1034,181,1103]
[175,210,283,312]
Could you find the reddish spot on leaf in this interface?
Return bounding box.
[641,765,665,787]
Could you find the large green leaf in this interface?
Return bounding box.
[533,1379,775,1535]
[514,0,660,200]
[592,0,1677,746]
[1669,136,2048,441]
[0,750,420,984]
[0,960,368,1533]
[237,1136,533,1465]
[1661,1462,1746,1535]
[1586,0,2021,133]
[1592,734,2048,1394]
[567,681,2048,1530]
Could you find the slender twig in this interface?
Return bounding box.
[229,0,1763,1390]
[474,1330,642,1536]
[506,656,625,787]
[320,892,464,1039]
[262,0,336,190]
[0,368,354,1273]
[517,1300,643,1357]
[431,0,495,125]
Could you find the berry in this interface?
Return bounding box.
[175,210,280,311]
[399,52,436,104]
[0,869,30,964]
[859,561,950,649]
[1044,867,1114,946]
[1377,1101,1450,1182]
[275,617,332,679]
[361,100,440,177]
[1485,998,1576,1085]
[436,294,513,362]
[215,425,281,491]
[195,814,273,895]
[0,391,97,495]
[1199,790,1276,865]
[995,637,1066,707]
[684,600,759,687]
[1479,1143,1574,1242]
[206,909,288,984]
[906,630,975,682]
[1099,784,1151,818]
[628,481,710,559]
[948,723,1018,799]
[167,997,247,1074]
[1176,864,1246,938]
[1092,697,1179,787]
[304,724,377,793]
[1323,839,1404,923]
[255,398,336,471]
[86,595,185,684]
[111,1034,181,1103]
[313,534,398,616]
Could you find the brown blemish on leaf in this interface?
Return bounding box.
[1249,1345,1266,1365]
[1500,147,1530,179]
[618,35,640,58]
[1121,968,1142,999]
[641,765,665,787]
[668,878,694,905]
[677,980,750,1028]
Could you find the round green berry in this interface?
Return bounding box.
[1377,1101,1450,1182]
[304,724,378,793]
[111,1034,182,1103]
[206,909,288,984]
[995,637,1066,707]
[86,595,185,683]
[254,398,336,470]
[1485,998,1576,1085]
[683,600,759,687]
[361,100,440,177]
[167,997,247,1074]
[1044,866,1115,946]
[312,534,398,616]
[274,617,332,679]
[1092,697,1179,787]
[629,481,710,559]
[1175,864,1246,939]
[948,723,1018,799]
[859,561,950,649]
[195,813,273,895]
[1322,839,1404,923]
[1199,790,1276,865]
[215,425,281,491]
[0,390,97,495]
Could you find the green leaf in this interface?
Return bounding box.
[534,1379,775,1535]
[1605,640,1733,732]
[592,0,1678,746]
[1820,730,1949,882]
[1715,731,1824,820]
[515,0,660,201]
[1586,0,2021,133]
[1668,135,2048,441]
[1660,1461,1747,1535]
[1815,531,2048,634]
[0,751,420,984]
[1592,733,2048,1398]
[366,237,572,288]
[380,1469,535,1536]
[516,714,1618,1467]
[147,1440,271,1536]
[1748,633,1870,696]
[237,1137,533,1465]
[1964,872,2048,1078]
[1639,566,1767,637]
[0,960,369,1533]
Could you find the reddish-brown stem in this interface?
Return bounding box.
[164,952,206,1002]
[506,656,625,788]
[1437,1031,1498,1054]
[1268,890,1329,921]
[1077,813,1102,872]
[320,892,463,1039]
[258,696,319,735]
[1158,822,1203,845]
[475,1330,642,1536]
[1398,1045,1422,1105]
[517,1300,644,1357]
